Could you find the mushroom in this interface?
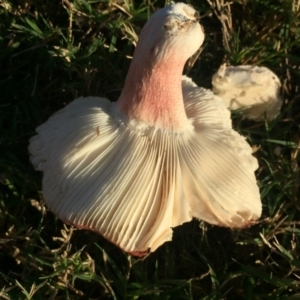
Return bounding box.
[212,64,282,121]
[29,3,261,256]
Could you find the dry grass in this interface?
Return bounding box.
[0,0,300,299]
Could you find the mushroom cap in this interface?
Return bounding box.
[29,79,261,254]
[212,65,282,121]
[29,4,262,255]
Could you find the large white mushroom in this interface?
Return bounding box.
[29,3,261,256]
[212,64,282,121]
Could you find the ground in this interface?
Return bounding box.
[0,0,300,299]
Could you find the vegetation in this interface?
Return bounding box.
[0,0,300,299]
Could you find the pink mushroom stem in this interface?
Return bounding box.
[117,7,203,130]
[117,55,187,130]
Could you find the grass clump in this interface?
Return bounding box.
[1,0,300,299]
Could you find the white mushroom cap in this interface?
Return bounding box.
[29,3,261,255]
[212,64,282,121]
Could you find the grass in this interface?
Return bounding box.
[0,0,300,299]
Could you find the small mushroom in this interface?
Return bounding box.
[212,64,282,121]
[29,3,261,255]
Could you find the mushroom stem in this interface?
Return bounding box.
[117,56,188,130]
[117,6,203,130]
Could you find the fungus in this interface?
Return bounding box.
[212,64,282,121]
[29,3,261,256]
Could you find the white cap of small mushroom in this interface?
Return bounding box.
[212,64,282,121]
[29,3,261,256]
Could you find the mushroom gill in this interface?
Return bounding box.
[29,3,262,255]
